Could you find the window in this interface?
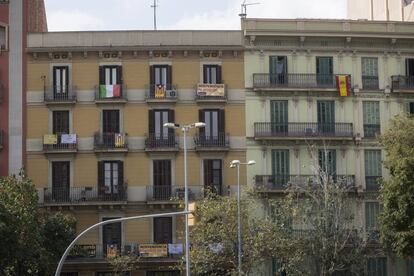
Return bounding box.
[199,109,225,141]
[316,56,334,86]
[98,161,124,197]
[367,257,387,276]
[318,149,337,176]
[203,65,222,84]
[53,111,69,144]
[102,110,120,133]
[99,66,122,85]
[407,102,414,115]
[272,259,287,276]
[406,58,414,89]
[272,150,290,187]
[0,25,6,50]
[365,202,382,230]
[408,259,414,276]
[148,110,175,144]
[270,100,288,134]
[204,159,223,195]
[52,161,70,201]
[364,150,382,191]
[269,56,287,85]
[150,65,172,87]
[363,101,380,138]
[153,217,173,244]
[317,101,335,134]
[362,57,379,89]
[102,217,122,257]
[153,160,172,200]
[53,66,69,96]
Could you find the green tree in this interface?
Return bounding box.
[0,173,76,275]
[379,113,414,258]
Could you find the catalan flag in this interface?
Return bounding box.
[336,75,351,97]
[114,133,125,148]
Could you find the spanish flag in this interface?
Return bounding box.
[336,75,351,97]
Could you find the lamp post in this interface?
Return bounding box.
[164,122,205,276]
[230,159,256,275]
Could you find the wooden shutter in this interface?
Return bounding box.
[216,65,222,84]
[98,161,104,189]
[118,161,124,186]
[149,65,155,85]
[167,65,172,86]
[203,159,212,187]
[199,110,205,135]
[218,109,225,134]
[148,110,155,133]
[116,66,122,84]
[99,66,104,85]
[203,65,208,84]
[168,110,175,135]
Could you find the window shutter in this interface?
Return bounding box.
[117,66,123,84]
[218,109,225,133]
[149,65,155,85]
[168,110,175,135]
[167,65,172,86]
[148,110,155,133]
[199,110,205,135]
[99,66,104,85]
[203,65,208,84]
[98,161,104,188]
[118,161,124,186]
[64,66,69,86]
[203,160,211,187]
[216,65,222,84]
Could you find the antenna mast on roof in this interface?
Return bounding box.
[151,0,158,30]
[239,0,260,18]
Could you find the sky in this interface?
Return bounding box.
[44,0,347,31]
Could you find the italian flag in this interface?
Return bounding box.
[99,84,121,98]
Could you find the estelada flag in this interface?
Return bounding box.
[336,75,351,97]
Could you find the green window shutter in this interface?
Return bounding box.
[362,57,378,77]
[367,257,387,276]
[363,101,380,124]
[271,101,288,124]
[317,101,335,124]
[271,150,290,176]
[365,202,381,229]
[364,150,382,177]
[318,149,336,175]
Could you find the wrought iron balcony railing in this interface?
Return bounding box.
[392,75,414,90]
[94,132,128,150]
[146,185,227,201]
[146,84,178,100]
[95,84,127,101]
[255,174,356,191]
[253,73,347,89]
[43,133,77,152]
[362,76,379,90]
[365,176,381,191]
[194,133,229,149]
[145,133,179,150]
[43,186,127,204]
[363,124,380,138]
[44,85,77,102]
[254,122,354,139]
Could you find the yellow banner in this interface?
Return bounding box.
[43,134,57,145]
[139,244,168,257]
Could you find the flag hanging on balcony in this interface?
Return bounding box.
[336,75,351,97]
[114,133,125,147]
[155,84,166,98]
[99,84,121,98]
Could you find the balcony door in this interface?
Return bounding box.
[316,57,333,86]
[269,56,287,85]
[98,161,124,199]
[153,217,173,244]
[52,161,70,201]
[203,65,222,84]
[102,110,120,146]
[53,66,69,97]
[271,150,290,187]
[199,109,225,145]
[153,160,172,200]
[317,101,335,134]
[270,101,288,135]
[102,217,122,257]
[149,109,174,146]
[406,59,414,88]
[318,149,336,177]
[99,66,122,85]
[204,159,222,195]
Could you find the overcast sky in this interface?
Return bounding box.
[44,0,347,31]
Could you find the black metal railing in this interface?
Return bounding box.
[391,75,414,90]
[44,85,77,102]
[362,76,379,90]
[254,122,354,138]
[252,73,348,89]
[145,133,178,149]
[365,176,381,191]
[194,133,229,148]
[255,174,356,191]
[43,133,77,151]
[94,132,128,150]
[146,84,178,100]
[95,84,126,101]
[43,186,127,203]
[363,124,380,138]
[146,185,227,201]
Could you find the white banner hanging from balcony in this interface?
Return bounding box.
[168,243,183,254]
[61,134,77,144]
[197,83,225,97]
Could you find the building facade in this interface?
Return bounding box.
[243,18,414,275]
[348,0,414,21]
[26,30,246,275]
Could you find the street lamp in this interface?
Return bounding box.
[229,159,256,275]
[164,121,205,276]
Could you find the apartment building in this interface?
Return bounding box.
[348,0,414,21]
[26,30,246,275]
[0,0,47,176]
[243,18,414,275]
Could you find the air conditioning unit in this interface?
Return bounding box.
[166,89,177,98]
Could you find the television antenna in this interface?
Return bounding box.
[151,0,158,30]
[239,0,260,18]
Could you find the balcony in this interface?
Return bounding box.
[362,76,379,90]
[145,133,179,152]
[363,124,380,138]
[254,122,354,140]
[44,85,77,104]
[43,186,127,205]
[146,185,228,202]
[43,134,77,153]
[252,73,345,90]
[94,132,128,152]
[365,176,381,192]
[195,83,227,103]
[255,174,356,192]
[95,84,127,103]
[0,130,3,150]
[391,75,414,92]
[194,133,229,151]
[146,84,178,103]
[68,243,183,260]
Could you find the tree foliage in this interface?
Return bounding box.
[0,173,76,275]
[379,113,414,258]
